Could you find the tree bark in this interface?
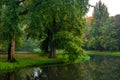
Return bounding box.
[49,17,57,58]
[50,41,56,58]
[8,43,11,60]
[8,35,16,62]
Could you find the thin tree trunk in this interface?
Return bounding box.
[10,35,15,61]
[8,35,16,62]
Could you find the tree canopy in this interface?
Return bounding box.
[24,0,89,61]
[83,1,109,50]
[83,1,120,51]
[99,15,120,51]
[0,0,89,62]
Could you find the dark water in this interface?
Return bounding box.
[0,55,120,80]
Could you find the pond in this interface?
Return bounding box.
[0,55,120,80]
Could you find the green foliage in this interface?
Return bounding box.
[83,1,109,50]
[84,15,120,51]
[90,1,109,50]
[0,0,24,50]
[16,38,40,51]
[25,0,89,61]
[0,0,22,40]
[83,1,120,51]
[99,15,120,51]
[0,0,89,62]
[83,5,120,51]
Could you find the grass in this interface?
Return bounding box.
[85,51,120,56]
[1,50,119,71]
[0,53,89,71]
[0,53,64,71]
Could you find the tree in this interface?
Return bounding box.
[100,15,120,51]
[25,0,89,61]
[87,1,109,50]
[0,0,24,62]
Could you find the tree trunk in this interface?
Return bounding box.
[8,43,11,60]
[49,17,57,58]
[49,41,56,58]
[8,35,16,62]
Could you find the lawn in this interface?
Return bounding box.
[1,51,119,71]
[0,53,64,71]
[0,53,89,71]
[85,51,120,56]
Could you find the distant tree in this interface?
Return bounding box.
[87,1,109,50]
[100,15,120,51]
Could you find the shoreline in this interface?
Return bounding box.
[1,50,119,71]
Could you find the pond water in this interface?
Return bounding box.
[0,55,120,80]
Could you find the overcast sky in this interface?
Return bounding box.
[87,0,120,16]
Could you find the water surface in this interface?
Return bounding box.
[0,55,120,80]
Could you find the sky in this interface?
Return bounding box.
[87,0,120,16]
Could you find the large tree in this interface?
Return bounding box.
[0,0,24,62]
[87,1,109,50]
[25,0,89,61]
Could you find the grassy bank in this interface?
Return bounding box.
[0,53,89,71]
[1,51,119,71]
[85,51,120,56]
[0,53,64,71]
